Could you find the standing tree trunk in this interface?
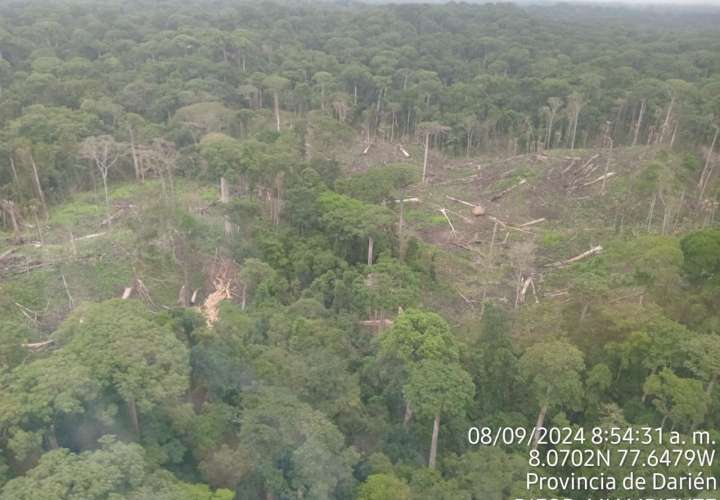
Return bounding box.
[128,126,141,181]
[706,373,718,397]
[428,413,440,469]
[367,236,374,266]
[101,170,111,225]
[9,155,19,186]
[220,177,233,236]
[27,150,48,219]
[699,126,720,201]
[531,403,548,451]
[128,398,140,435]
[422,132,430,184]
[398,195,406,260]
[657,94,675,145]
[632,99,646,146]
[403,400,413,428]
[273,91,281,132]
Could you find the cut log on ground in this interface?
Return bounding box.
[582,172,615,187]
[398,144,411,158]
[548,245,603,267]
[75,232,106,241]
[439,208,457,238]
[22,339,55,350]
[578,154,600,174]
[487,216,534,234]
[358,319,394,328]
[490,178,527,201]
[518,218,546,228]
[446,195,486,216]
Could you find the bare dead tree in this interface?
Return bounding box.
[698,125,719,202]
[16,147,48,219]
[545,97,563,149]
[417,122,450,184]
[632,99,646,147]
[566,93,585,150]
[79,136,126,223]
[138,139,178,204]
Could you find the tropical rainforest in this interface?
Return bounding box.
[1,0,720,499]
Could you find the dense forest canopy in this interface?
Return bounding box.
[1,0,720,499]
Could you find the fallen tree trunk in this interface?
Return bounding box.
[490,178,527,201]
[22,339,55,350]
[548,245,603,267]
[582,172,615,188]
[439,208,457,238]
[518,218,546,228]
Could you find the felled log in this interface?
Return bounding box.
[22,339,55,350]
[578,154,600,174]
[439,208,457,238]
[446,195,485,216]
[487,216,533,234]
[582,172,615,188]
[398,144,411,158]
[548,245,603,267]
[518,218,546,228]
[75,232,106,241]
[121,287,133,299]
[358,319,394,328]
[490,178,527,201]
[362,143,372,155]
[0,248,16,261]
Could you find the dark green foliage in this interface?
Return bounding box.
[681,229,720,283]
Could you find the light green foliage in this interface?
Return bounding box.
[58,299,190,415]
[403,360,475,420]
[199,132,244,180]
[643,368,708,430]
[380,309,459,366]
[444,447,529,500]
[358,473,411,500]
[681,229,720,283]
[0,320,30,371]
[518,340,585,410]
[0,436,229,500]
[237,386,358,499]
[335,164,418,203]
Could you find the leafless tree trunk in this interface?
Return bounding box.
[27,150,48,218]
[657,94,675,145]
[128,398,140,434]
[9,155,19,186]
[273,91,281,132]
[632,99,646,146]
[428,413,440,469]
[699,126,719,201]
[422,132,430,184]
[706,373,717,397]
[128,125,141,181]
[79,136,124,225]
[403,400,413,428]
[531,403,548,451]
[220,177,233,236]
[646,193,657,232]
[367,236,374,266]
